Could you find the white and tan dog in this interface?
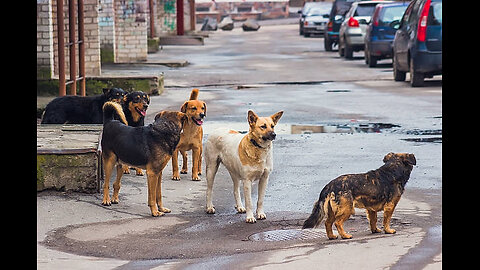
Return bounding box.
[205,110,283,223]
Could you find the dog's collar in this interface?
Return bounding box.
[250,138,263,149]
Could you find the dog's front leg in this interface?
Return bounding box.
[191,147,201,181]
[256,172,269,220]
[155,171,171,213]
[147,171,163,217]
[233,177,246,213]
[243,179,256,223]
[171,149,181,180]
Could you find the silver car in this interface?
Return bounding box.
[338,0,392,59]
[301,2,332,37]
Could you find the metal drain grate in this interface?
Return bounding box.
[249,229,325,242]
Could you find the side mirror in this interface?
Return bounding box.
[334,14,344,22]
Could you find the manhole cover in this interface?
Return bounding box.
[249,229,325,242]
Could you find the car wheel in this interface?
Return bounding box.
[409,58,424,87]
[344,42,354,59]
[338,39,344,57]
[368,54,377,67]
[324,36,333,51]
[304,33,310,37]
[393,54,406,82]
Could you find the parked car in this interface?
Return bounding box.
[301,2,333,37]
[338,0,392,59]
[299,2,327,36]
[392,0,442,87]
[324,0,358,51]
[364,1,410,67]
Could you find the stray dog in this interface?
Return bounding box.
[121,91,150,176]
[41,88,126,124]
[205,110,283,223]
[302,153,416,239]
[171,88,206,181]
[101,101,186,216]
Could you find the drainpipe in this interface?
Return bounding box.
[177,0,184,35]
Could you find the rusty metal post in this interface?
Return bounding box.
[68,0,77,95]
[78,0,85,96]
[57,0,66,96]
[149,0,155,38]
[177,0,184,35]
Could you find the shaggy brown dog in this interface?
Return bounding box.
[302,153,416,239]
[101,101,186,216]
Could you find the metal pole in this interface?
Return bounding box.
[177,0,184,35]
[78,0,85,96]
[57,0,66,96]
[68,0,77,95]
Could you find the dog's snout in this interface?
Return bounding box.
[143,104,149,109]
[200,113,205,118]
[271,132,276,140]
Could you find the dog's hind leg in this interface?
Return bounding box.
[191,148,201,181]
[180,150,188,174]
[101,154,116,206]
[111,164,124,204]
[205,156,220,214]
[333,197,354,239]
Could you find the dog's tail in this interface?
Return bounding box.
[302,191,331,229]
[103,101,128,125]
[189,88,199,100]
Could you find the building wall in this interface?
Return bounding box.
[114,0,148,63]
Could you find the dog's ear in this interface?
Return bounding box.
[383,152,395,163]
[203,102,207,117]
[178,112,188,123]
[403,153,416,166]
[270,111,284,125]
[247,110,258,126]
[146,94,150,104]
[181,101,189,113]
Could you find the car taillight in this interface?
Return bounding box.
[348,17,359,27]
[304,21,308,26]
[327,21,333,31]
[417,0,431,42]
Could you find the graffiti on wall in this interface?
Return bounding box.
[162,0,176,32]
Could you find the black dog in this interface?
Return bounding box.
[303,153,416,240]
[122,91,150,127]
[101,101,187,217]
[41,88,126,124]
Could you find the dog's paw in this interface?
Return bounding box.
[340,233,353,239]
[235,206,246,213]
[257,212,267,220]
[384,228,396,234]
[111,198,119,204]
[180,169,188,174]
[198,172,202,175]
[123,168,130,174]
[206,206,216,214]
[101,196,111,206]
[192,175,201,181]
[159,207,171,213]
[371,227,382,233]
[245,216,257,223]
[327,234,338,240]
[172,175,181,181]
[151,211,166,217]
[135,169,144,176]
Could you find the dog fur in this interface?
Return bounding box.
[302,152,416,239]
[101,101,186,216]
[41,88,126,124]
[205,110,283,223]
[171,88,206,181]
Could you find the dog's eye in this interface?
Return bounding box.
[191,107,197,111]
[271,125,274,128]
[261,124,267,129]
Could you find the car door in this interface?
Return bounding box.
[393,0,415,70]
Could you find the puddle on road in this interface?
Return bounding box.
[204,122,401,135]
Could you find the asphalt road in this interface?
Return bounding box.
[37,23,442,269]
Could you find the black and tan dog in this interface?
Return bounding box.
[303,152,416,239]
[171,88,206,181]
[41,88,126,124]
[101,101,186,217]
[120,91,150,176]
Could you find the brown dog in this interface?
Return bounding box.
[303,153,416,239]
[171,88,206,181]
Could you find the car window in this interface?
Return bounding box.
[354,4,376,17]
[429,1,442,25]
[379,6,408,26]
[307,6,331,16]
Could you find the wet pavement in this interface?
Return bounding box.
[37,23,441,269]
